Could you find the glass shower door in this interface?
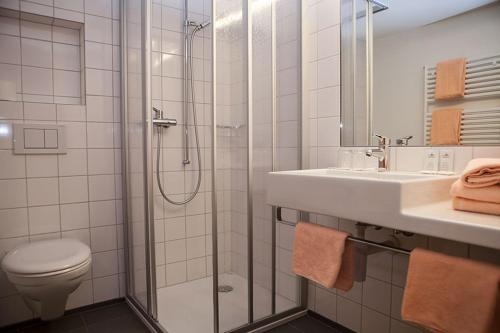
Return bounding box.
[122,0,156,317]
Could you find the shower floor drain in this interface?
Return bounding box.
[218,285,233,293]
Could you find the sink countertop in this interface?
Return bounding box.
[266,168,500,250]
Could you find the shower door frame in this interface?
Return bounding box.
[121,0,309,332]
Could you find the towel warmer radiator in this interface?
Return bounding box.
[423,54,500,145]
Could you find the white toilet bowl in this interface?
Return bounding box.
[1,239,91,320]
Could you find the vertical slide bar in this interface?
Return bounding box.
[141,0,158,319]
[120,0,132,297]
[270,0,277,316]
[246,0,254,324]
[211,0,220,331]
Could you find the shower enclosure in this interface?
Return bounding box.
[121,0,306,332]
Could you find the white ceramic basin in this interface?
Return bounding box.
[267,168,457,219]
[266,168,500,249]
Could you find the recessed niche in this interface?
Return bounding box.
[0,7,85,105]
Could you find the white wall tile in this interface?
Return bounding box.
[28,205,60,235]
[336,296,361,332]
[87,149,114,174]
[53,43,80,71]
[0,150,25,179]
[26,155,57,178]
[21,38,52,68]
[0,35,21,64]
[362,277,392,315]
[20,20,51,41]
[89,200,116,227]
[92,250,118,278]
[54,0,83,12]
[24,102,56,120]
[84,0,112,18]
[60,202,89,230]
[85,14,112,44]
[0,208,28,238]
[87,122,114,148]
[85,41,113,70]
[88,175,115,201]
[85,69,113,96]
[27,177,58,206]
[22,66,53,95]
[92,275,119,302]
[59,176,88,204]
[90,225,117,252]
[54,70,81,97]
[362,307,390,333]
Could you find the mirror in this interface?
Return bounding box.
[341,0,500,146]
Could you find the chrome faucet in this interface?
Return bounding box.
[366,134,391,171]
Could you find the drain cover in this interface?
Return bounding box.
[218,285,233,293]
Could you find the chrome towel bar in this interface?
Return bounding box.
[276,207,411,256]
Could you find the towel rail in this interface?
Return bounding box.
[275,207,411,255]
[423,55,500,145]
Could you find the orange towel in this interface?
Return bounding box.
[450,180,500,204]
[402,248,500,333]
[461,158,500,188]
[434,58,466,100]
[430,108,462,145]
[452,196,500,216]
[292,222,354,291]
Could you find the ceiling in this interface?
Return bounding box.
[373,0,498,38]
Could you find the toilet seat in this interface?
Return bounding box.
[2,239,91,276]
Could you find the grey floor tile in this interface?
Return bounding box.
[81,303,132,326]
[18,314,85,333]
[86,315,149,333]
[265,324,302,333]
[287,316,344,333]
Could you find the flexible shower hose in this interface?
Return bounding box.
[156,26,202,205]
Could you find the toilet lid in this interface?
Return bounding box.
[1,239,91,275]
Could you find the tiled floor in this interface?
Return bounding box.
[265,314,354,333]
[1,301,150,333]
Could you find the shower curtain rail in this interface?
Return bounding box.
[276,207,411,255]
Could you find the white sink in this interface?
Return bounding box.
[266,168,500,249]
[267,168,456,219]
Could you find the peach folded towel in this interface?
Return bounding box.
[430,108,462,145]
[452,196,500,216]
[460,158,500,188]
[292,222,354,291]
[434,58,466,100]
[402,248,500,333]
[450,179,500,204]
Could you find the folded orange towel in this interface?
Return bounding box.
[402,248,500,333]
[450,179,500,204]
[435,58,466,100]
[461,158,500,188]
[292,222,354,291]
[452,196,500,216]
[430,108,463,145]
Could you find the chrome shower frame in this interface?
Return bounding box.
[121,0,308,332]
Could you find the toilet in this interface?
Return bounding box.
[1,238,92,321]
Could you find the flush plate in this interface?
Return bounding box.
[13,124,66,155]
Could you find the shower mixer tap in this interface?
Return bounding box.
[153,107,177,128]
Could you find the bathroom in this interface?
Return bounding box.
[0,0,498,332]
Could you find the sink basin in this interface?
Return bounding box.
[293,168,440,180]
[266,168,457,218]
[266,168,500,249]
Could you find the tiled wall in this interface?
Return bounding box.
[151,0,216,289]
[0,0,122,327]
[299,1,500,332]
[0,14,83,104]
